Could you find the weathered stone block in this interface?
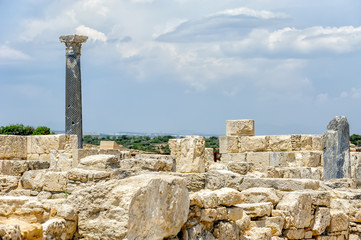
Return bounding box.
[227,162,253,175]
[221,153,246,163]
[295,151,322,167]
[276,192,313,229]
[323,116,350,180]
[244,227,272,240]
[226,119,255,136]
[169,136,205,173]
[205,170,243,190]
[239,177,320,191]
[0,176,19,193]
[267,135,293,152]
[213,221,240,240]
[312,207,330,235]
[78,154,119,171]
[246,152,270,169]
[239,136,267,152]
[204,148,214,171]
[190,187,244,208]
[327,210,349,233]
[69,174,189,240]
[121,154,174,172]
[43,172,67,192]
[236,202,272,218]
[241,187,281,206]
[99,141,121,150]
[283,229,304,239]
[252,216,284,236]
[0,135,27,160]
[270,152,295,167]
[219,136,239,154]
[21,170,46,191]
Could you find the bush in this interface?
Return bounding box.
[0,124,53,135]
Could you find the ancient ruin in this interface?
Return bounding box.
[0,117,361,239]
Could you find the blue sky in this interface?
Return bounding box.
[0,0,361,136]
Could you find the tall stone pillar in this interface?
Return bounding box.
[323,116,350,180]
[59,35,88,149]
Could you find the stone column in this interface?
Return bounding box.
[59,35,88,149]
[323,116,350,180]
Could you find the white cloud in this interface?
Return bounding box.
[212,7,288,19]
[76,25,107,42]
[0,45,30,62]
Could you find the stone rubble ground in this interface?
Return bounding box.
[0,118,361,239]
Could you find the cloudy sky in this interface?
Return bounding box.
[0,0,361,136]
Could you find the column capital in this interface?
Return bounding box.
[59,35,88,55]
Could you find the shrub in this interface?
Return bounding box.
[0,124,52,135]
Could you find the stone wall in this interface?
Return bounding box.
[1,119,361,239]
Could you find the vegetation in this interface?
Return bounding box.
[0,124,53,135]
[83,135,220,154]
[351,134,361,147]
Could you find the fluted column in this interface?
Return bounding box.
[59,35,87,149]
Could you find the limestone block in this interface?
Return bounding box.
[239,177,320,191]
[300,135,313,150]
[226,119,255,137]
[267,135,293,152]
[0,160,27,176]
[246,152,270,170]
[323,116,350,180]
[252,216,284,236]
[219,136,239,154]
[99,141,121,150]
[236,202,272,218]
[235,212,251,231]
[42,218,76,240]
[78,154,119,171]
[49,150,73,172]
[204,148,214,171]
[295,151,322,167]
[244,227,272,240]
[349,200,361,223]
[200,208,217,222]
[121,154,174,171]
[299,190,331,207]
[171,173,206,192]
[327,210,349,232]
[0,223,21,240]
[239,136,267,152]
[312,135,323,150]
[209,163,227,171]
[312,207,330,235]
[0,176,19,193]
[69,174,189,240]
[273,167,323,180]
[190,188,244,208]
[213,221,240,240]
[351,152,361,185]
[43,172,67,192]
[21,170,45,191]
[227,162,253,175]
[0,135,27,160]
[169,136,205,173]
[205,170,243,190]
[67,168,89,182]
[276,192,313,228]
[241,187,281,206]
[270,152,295,167]
[27,135,64,155]
[227,206,244,221]
[221,153,246,163]
[282,229,304,239]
